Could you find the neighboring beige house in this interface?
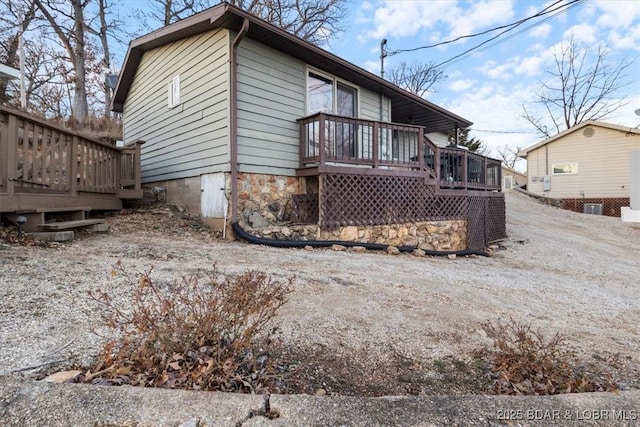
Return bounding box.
[518,121,640,217]
[111,2,506,250]
[501,165,527,189]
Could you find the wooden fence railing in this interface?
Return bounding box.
[298,112,501,191]
[0,106,142,201]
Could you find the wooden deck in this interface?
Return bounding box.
[0,106,143,219]
[296,112,502,191]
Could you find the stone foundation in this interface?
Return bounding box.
[247,220,468,251]
[136,172,468,250]
[237,172,303,227]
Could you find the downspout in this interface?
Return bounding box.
[230,18,250,223]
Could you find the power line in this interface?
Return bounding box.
[433,0,585,69]
[472,129,538,134]
[388,0,566,56]
[386,0,585,84]
[437,0,585,68]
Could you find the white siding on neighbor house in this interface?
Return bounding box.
[235,37,390,176]
[526,125,640,198]
[123,29,230,183]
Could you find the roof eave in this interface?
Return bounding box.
[112,2,472,131]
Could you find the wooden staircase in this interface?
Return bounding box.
[4,207,108,241]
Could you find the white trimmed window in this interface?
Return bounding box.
[552,163,578,175]
[168,75,180,108]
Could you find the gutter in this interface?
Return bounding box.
[229,18,249,223]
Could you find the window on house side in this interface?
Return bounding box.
[552,163,578,175]
[168,75,180,108]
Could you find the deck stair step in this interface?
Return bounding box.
[5,207,91,231]
[38,219,107,231]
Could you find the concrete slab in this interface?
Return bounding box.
[0,377,638,427]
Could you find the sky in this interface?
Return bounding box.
[323,0,640,169]
[113,0,640,170]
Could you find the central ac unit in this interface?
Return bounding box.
[584,203,603,215]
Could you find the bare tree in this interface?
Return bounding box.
[85,0,120,117]
[522,35,633,138]
[496,144,522,169]
[138,0,347,45]
[386,61,446,98]
[34,0,91,123]
[0,0,38,104]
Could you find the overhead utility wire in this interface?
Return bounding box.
[387,0,568,56]
[388,0,566,56]
[432,0,585,69]
[437,0,585,68]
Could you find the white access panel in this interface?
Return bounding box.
[201,173,227,218]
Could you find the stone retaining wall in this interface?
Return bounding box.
[247,220,468,251]
[237,172,301,227]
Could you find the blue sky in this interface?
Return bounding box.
[324,0,640,167]
[114,0,640,168]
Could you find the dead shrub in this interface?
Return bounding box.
[478,318,618,395]
[83,261,293,392]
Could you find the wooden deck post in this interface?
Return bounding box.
[70,135,78,196]
[318,113,326,166]
[417,130,424,171]
[5,114,17,196]
[134,139,143,192]
[373,121,379,168]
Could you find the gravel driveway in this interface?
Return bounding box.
[1,191,639,395]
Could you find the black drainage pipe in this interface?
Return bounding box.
[232,222,489,257]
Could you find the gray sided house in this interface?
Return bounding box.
[113,3,505,250]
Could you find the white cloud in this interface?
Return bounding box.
[362,60,380,74]
[594,0,640,29]
[528,23,551,39]
[358,0,515,44]
[474,59,514,80]
[608,25,640,50]
[437,82,540,161]
[563,24,596,44]
[447,1,515,39]
[448,79,474,92]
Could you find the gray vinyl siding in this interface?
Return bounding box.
[123,29,230,183]
[236,37,305,176]
[236,38,389,176]
[359,89,387,121]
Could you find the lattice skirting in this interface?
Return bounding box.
[468,194,507,250]
[562,198,630,217]
[304,173,506,250]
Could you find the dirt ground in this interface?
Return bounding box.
[0,191,639,396]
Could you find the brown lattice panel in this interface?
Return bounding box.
[293,172,506,249]
[320,173,439,228]
[290,193,319,224]
[562,198,630,217]
[467,194,506,250]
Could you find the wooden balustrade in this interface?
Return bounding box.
[0,106,142,210]
[298,112,501,191]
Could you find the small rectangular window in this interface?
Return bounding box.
[168,75,180,108]
[552,163,578,175]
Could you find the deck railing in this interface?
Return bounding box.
[298,112,427,171]
[439,147,502,190]
[0,106,142,200]
[298,112,501,191]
